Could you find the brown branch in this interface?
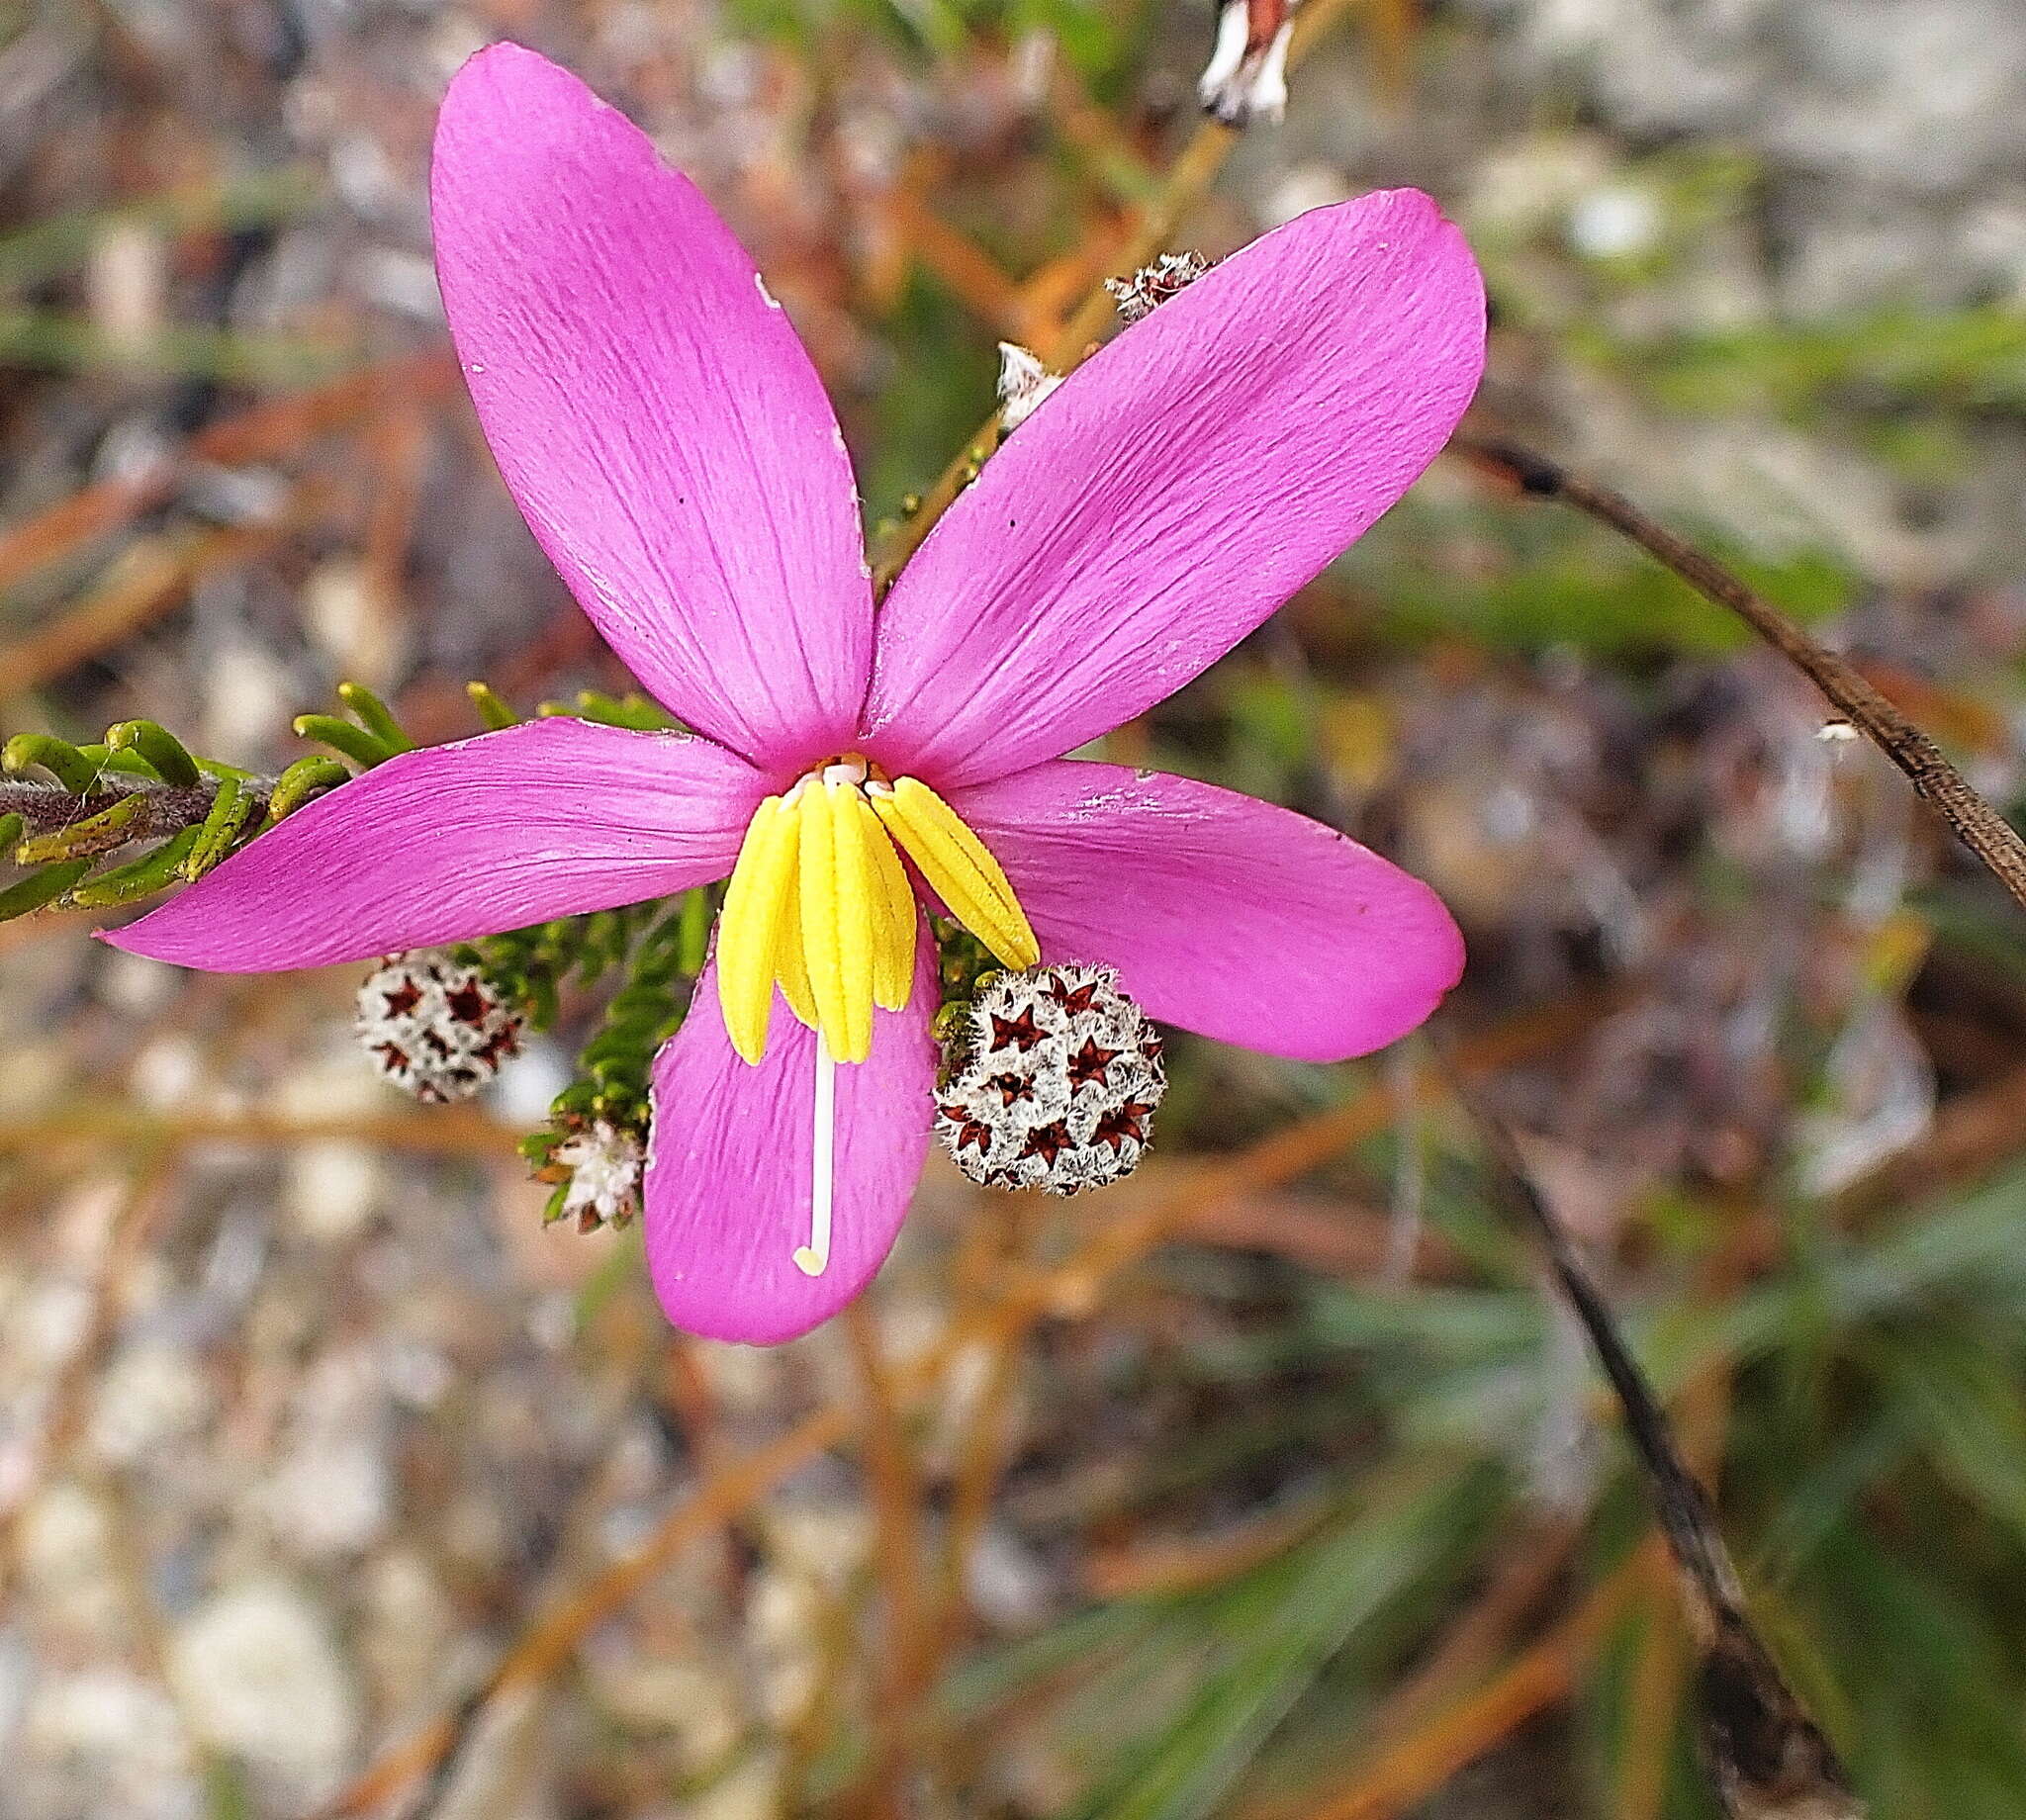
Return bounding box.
[0,348,456,596]
[1440,1056,1863,1820]
[0,777,239,843]
[867,0,1364,595]
[1453,434,2026,917]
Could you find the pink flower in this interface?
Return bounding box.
[106,45,1485,1344]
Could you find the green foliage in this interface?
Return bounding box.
[1596,304,2026,422]
[15,789,149,864]
[1345,494,1857,655]
[924,1149,2026,1815]
[0,168,321,290]
[507,897,705,1224]
[1060,1470,1497,1820]
[716,0,1134,77]
[862,273,1001,525]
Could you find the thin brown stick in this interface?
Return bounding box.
[1618,1355,1737,1820]
[1441,1059,1863,1820]
[0,1150,178,1603]
[306,1400,859,1819]
[0,514,302,699]
[0,1104,517,1162]
[0,349,455,595]
[868,0,1365,594]
[1454,434,2026,916]
[1359,1515,1584,1751]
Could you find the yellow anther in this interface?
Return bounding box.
[718,766,1006,1066]
[828,779,876,1063]
[795,781,846,1060]
[857,791,916,1010]
[792,781,879,1064]
[716,796,799,1065]
[773,885,819,1029]
[869,777,1039,971]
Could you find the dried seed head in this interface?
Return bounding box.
[548,1121,645,1231]
[936,963,1166,1194]
[1104,250,1211,324]
[1198,0,1293,128]
[995,341,1063,428]
[354,954,523,1104]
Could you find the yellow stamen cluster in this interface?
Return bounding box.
[717,762,1039,1065]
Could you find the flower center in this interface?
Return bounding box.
[716,755,1039,1068]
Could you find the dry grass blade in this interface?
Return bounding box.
[306,1401,859,1818]
[0,515,301,698]
[0,348,455,595]
[1263,1551,1650,1820]
[841,1300,934,1818]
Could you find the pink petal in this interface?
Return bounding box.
[862,190,1484,789]
[644,937,939,1344]
[432,45,873,774]
[103,720,764,971]
[951,761,1464,1061]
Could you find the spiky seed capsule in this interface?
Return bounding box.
[547,1121,645,1231]
[936,963,1166,1195]
[354,955,523,1104]
[1104,250,1212,324]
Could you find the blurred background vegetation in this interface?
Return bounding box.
[2,0,2025,1816]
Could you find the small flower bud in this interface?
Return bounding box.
[354,954,524,1104]
[547,1121,645,1230]
[1103,250,1212,325]
[1199,0,1293,129]
[996,341,1063,429]
[936,963,1166,1195]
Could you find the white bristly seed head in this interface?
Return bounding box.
[550,1122,645,1230]
[936,963,1166,1195]
[995,341,1063,428]
[1103,250,1211,324]
[354,955,523,1104]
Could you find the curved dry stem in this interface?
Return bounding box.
[1454,434,2026,919]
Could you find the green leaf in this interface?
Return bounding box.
[290,714,390,771]
[265,756,349,821]
[1064,1467,1491,1820]
[15,791,148,864]
[70,827,204,907]
[0,858,92,921]
[185,775,255,878]
[334,682,415,754]
[3,733,101,794]
[106,718,201,786]
[466,681,520,730]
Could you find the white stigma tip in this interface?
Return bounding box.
[792,1245,825,1277]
